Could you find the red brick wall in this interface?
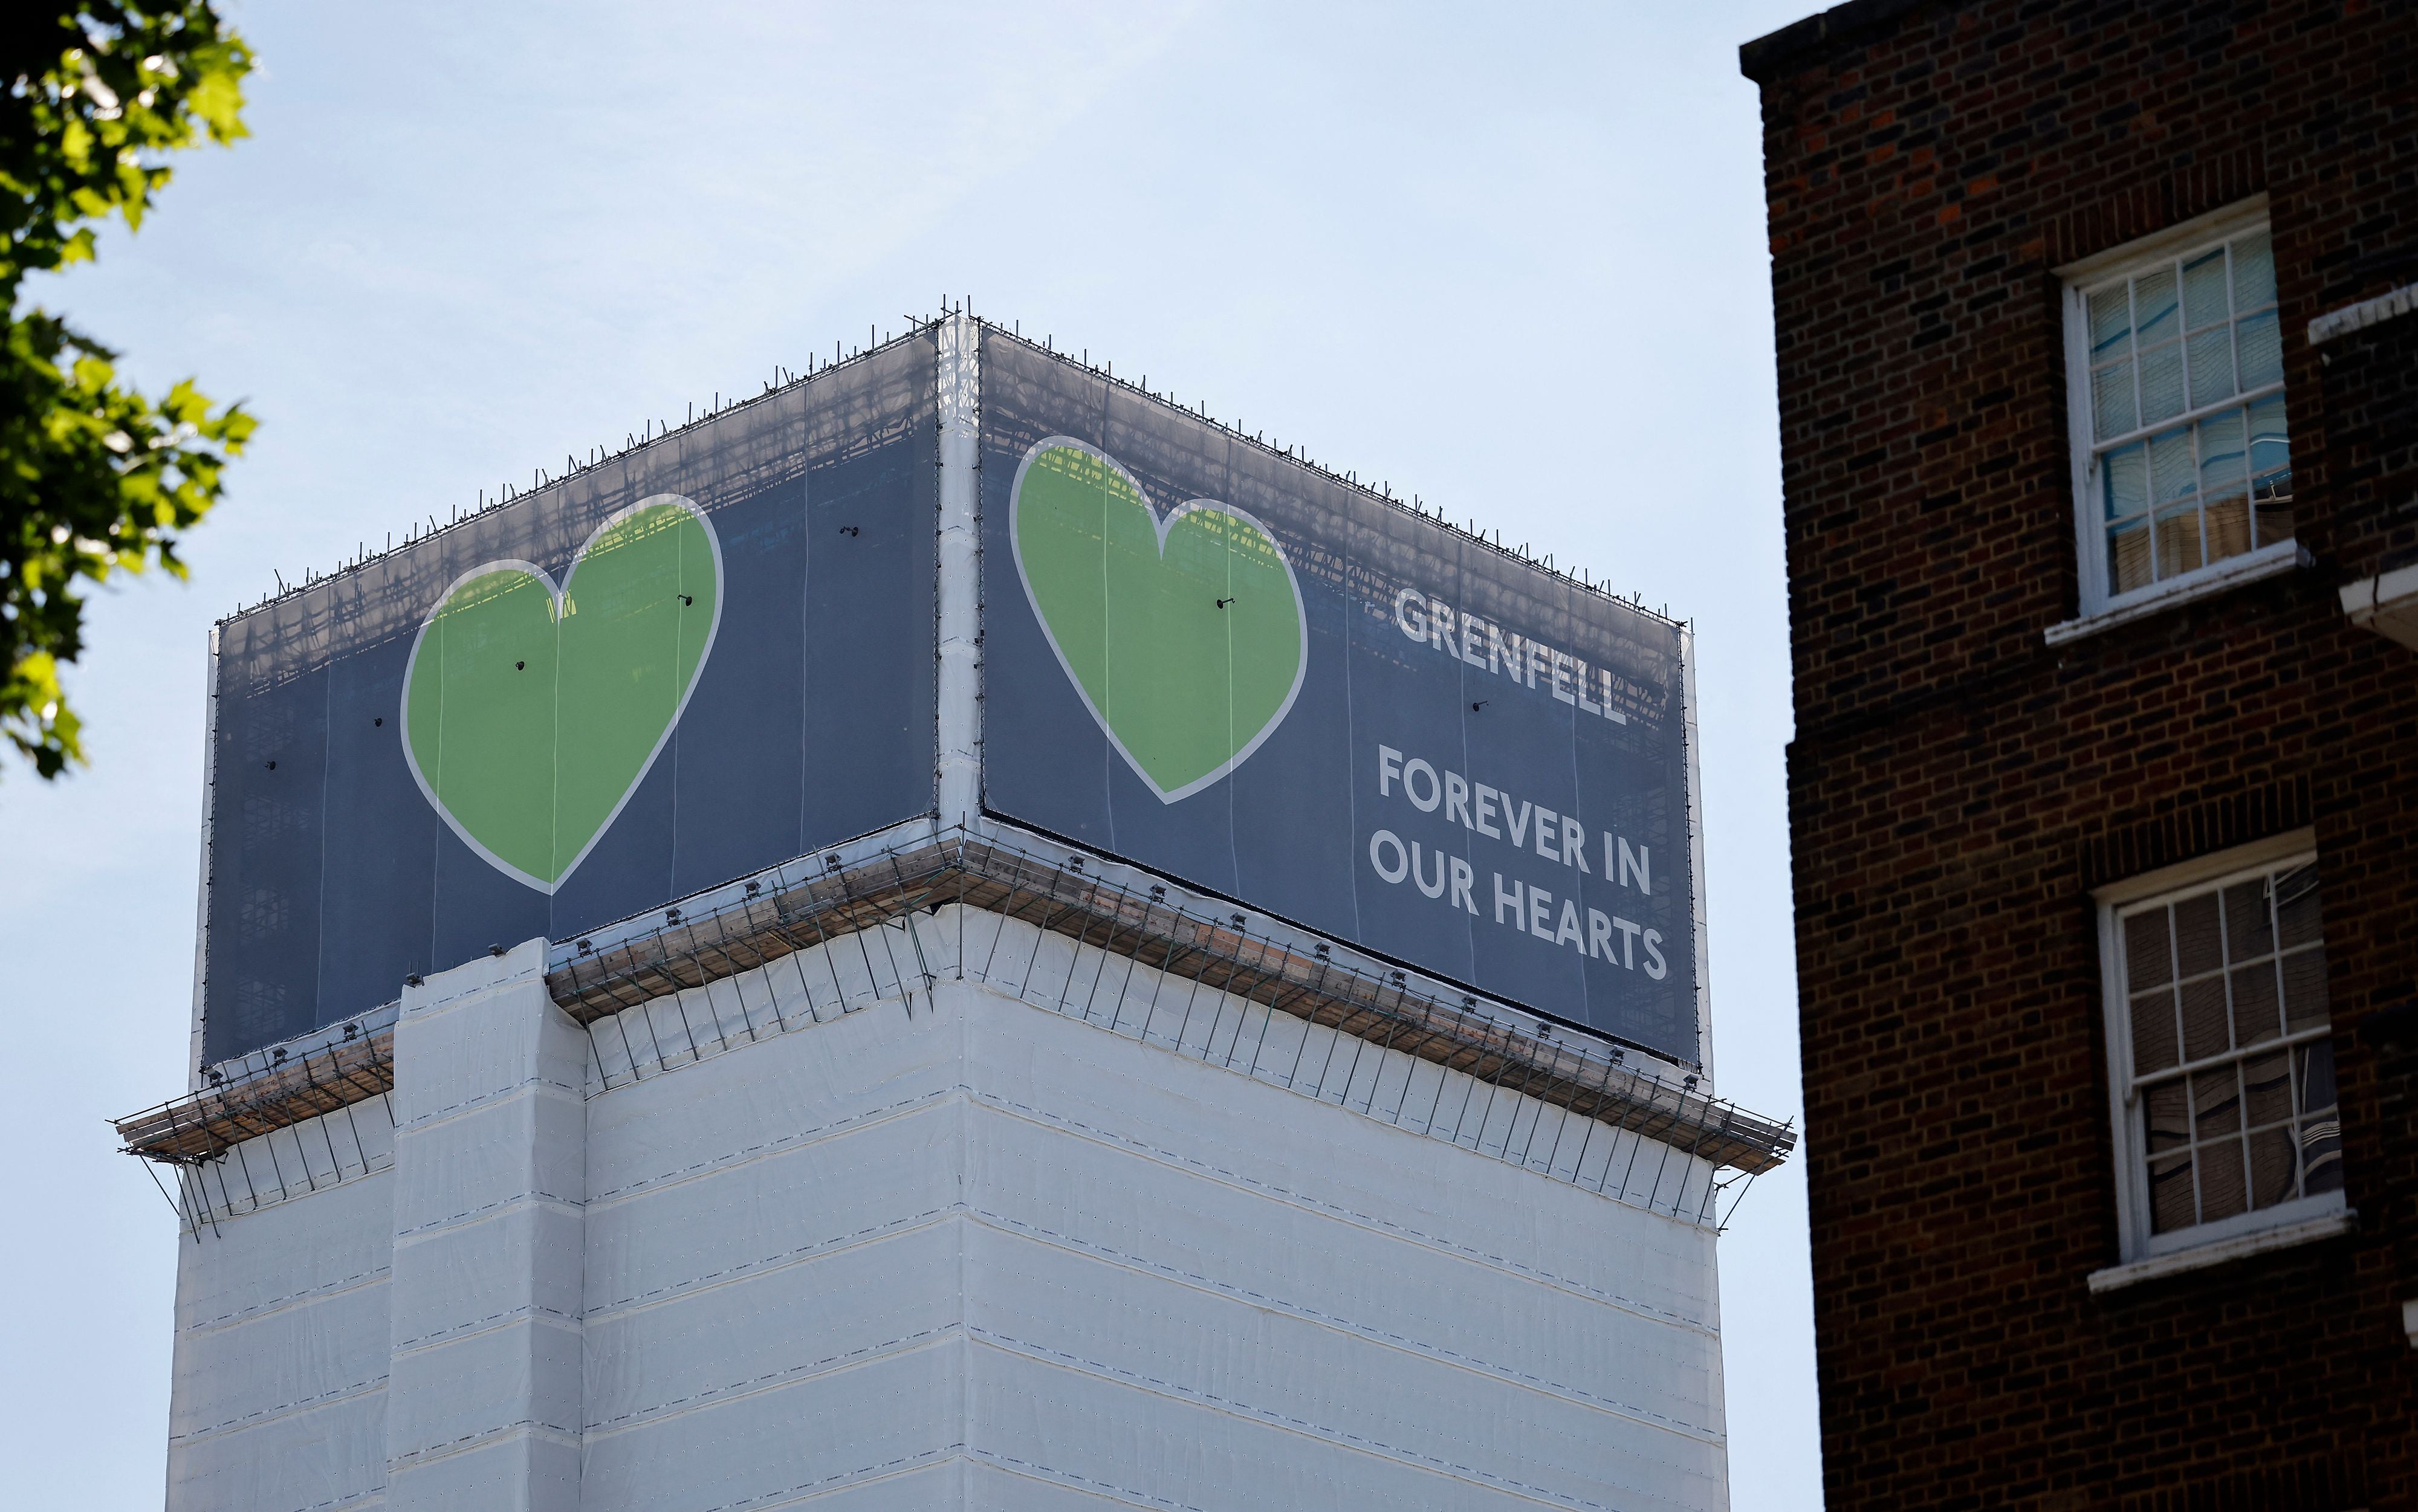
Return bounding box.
[1744,1,2418,1506]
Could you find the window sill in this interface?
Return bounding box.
[2339,561,2418,651]
[2046,542,2307,647]
[2087,1208,2357,1294]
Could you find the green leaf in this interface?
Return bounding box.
[0,4,256,778]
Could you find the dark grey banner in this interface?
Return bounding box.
[204,337,938,1064]
[979,330,1701,1063]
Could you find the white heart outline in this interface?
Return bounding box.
[1008,436,1310,805]
[398,493,725,893]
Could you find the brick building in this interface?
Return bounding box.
[1740,1,2416,1507]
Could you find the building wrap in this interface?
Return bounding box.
[127,312,1789,1510]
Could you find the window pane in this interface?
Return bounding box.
[2124,907,2173,991]
[2301,1138,2344,1197]
[2235,308,2283,390]
[2243,1048,2293,1128]
[2180,976,2229,1061]
[2199,410,2246,488]
[2281,948,2329,1036]
[2108,519,2152,595]
[2192,1064,2241,1139]
[2139,338,2185,424]
[2198,410,2251,562]
[2293,1040,2333,1119]
[2252,500,2296,550]
[2148,1148,2196,1233]
[2144,1080,2189,1153]
[2247,393,2291,483]
[2296,1041,2342,1195]
[2231,960,2281,1046]
[2222,879,2275,960]
[2102,442,2148,522]
[2150,426,2196,505]
[2186,327,2236,409]
[2182,248,2231,329]
[2231,231,2276,309]
[2093,360,2139,439]
[2248,393,2293,548]
[2154,504,2204,580]
[2274,862,2321,947]
[2247,1125,2298,1208]
[2204,491,2251,563]
[2131,990,2179,1073]
[2197,1134,2248,1224]
[2173,891,2223,978]
[2134,268,2179,343]
[2090,285,2133,357]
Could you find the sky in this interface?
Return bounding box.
[0,1,1824,1505]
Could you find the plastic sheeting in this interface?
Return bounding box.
[168,1159,393,1511]
[169,922,1730,1511]
[587,902,1728,1223]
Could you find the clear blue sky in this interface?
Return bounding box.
[0,2,1824,1505]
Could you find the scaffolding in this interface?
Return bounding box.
[119,826,1794,1226]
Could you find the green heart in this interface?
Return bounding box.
[401,496,722,891]
[1010,439,1306,803]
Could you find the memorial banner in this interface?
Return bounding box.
[202,337,938,1062]
[979,331,1703,1063]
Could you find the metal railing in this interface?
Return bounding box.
[122,826,1794,1228]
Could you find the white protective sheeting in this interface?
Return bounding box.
[579,988,966,1512]
[383,937,586,1512]
[951,994,1725,1512]
[167,1155,393,1511]
[586,903,1726,1223]
[166,921,1730,1510]
[180,1090,394,1230]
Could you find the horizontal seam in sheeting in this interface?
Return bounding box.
[1069,1013,1720,1228]
[386,1415,580,1470]
[390,1190,583,1242]
[391,1302,581,1354]
[965,1206,1723,1443]
[180,1265,391,1334]
[167,1374,387,1445]
[401,972,547,1015]
[966,1087,1716,1334]
[971,1448,1206,1512]
[583,1323,957,1437]
[169,1481,386,1512]
[392,1074,583,1134]
[588,1441,962,1512]
[583,1204,956,1322]
[581,1086,955,1208]
[970,1326,1640,1512]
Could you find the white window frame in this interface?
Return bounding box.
[2056,197,2296,635]
[2093,828,2346,1268]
